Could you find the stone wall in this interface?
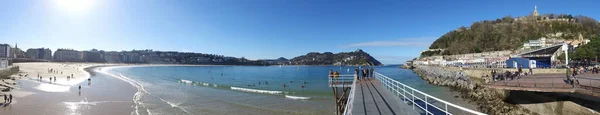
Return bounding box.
[0,66,19,79]
[413,65,536,114]
[440,67,566,79]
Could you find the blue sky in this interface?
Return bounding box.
[1,0,599,64]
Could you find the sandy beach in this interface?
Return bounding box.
[0,62,137,115]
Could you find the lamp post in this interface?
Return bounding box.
[563,43,569,68]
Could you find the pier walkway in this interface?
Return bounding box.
[330,72,485,115]
[351,79,418,115]
[485,73,600,97]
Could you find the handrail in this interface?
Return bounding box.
[374,72,486,115]
[342,74,357,115]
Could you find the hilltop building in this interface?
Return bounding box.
[514,5,576,22]
[26,48,52,60]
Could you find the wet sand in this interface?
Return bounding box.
[0,63,137,115]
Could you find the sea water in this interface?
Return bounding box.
[105,65,476,115]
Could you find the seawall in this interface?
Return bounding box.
[413,66,536,114]
[413,66,600,115]
[0,66,20,79]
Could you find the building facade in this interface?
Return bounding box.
[54,49,82,62]
[0,44,11,58]
[26,48,52,60]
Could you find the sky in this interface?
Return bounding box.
[1,0,599,64]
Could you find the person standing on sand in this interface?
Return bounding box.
[9,94,12,103]
[3,94,6,103]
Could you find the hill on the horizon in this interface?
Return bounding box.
[290,49,382,66]
[422,13,600,57]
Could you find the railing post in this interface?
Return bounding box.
[403,84,407,103]
[425,96,429,115]
[445,104,448,115]
[412,89,415,109]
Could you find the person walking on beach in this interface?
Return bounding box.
[9,94,12,103]
[78,85,82,91]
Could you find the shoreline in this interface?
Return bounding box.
[0,62,138,115]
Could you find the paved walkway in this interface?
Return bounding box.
[486,73,600,96]
[351,79,418,115]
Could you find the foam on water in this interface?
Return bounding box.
[99,67,150,115]
[230,87,283,94]
[180,79,193,84]
[158,98,190,114]
[285,95,311,100]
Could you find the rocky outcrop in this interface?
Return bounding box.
[413,66,537,115]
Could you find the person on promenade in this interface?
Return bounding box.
[491,70,496,81]
[370,67,374,78]
[334,71,339,79]
[9,94,12,103]
[362,68,367,80]
[3,94,6,103]
[329,69,333,78]
[518,66,523,76]
[529,68,533,75]
[78,85,82,92]
[354,68,360,80]
[566,67,572,84]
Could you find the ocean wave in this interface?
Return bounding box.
[285,95,311,100]
[158,98,190,114]
[180,79,193,84]
[230,87,283,94]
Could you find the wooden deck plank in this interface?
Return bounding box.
[351,80,419,115]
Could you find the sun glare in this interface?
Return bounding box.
[55,0,96,13]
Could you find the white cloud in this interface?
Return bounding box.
[342,37,436,48]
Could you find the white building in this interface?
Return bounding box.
[0,59,8,68]
[523,37,564,50]
[0,44,11,58]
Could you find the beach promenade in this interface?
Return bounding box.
[486,73,600,97]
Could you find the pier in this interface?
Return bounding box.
[329,72,485,115]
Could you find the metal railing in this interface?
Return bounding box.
[374,72,486,115]
[341,74,357,115]
[329,75,356,87]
